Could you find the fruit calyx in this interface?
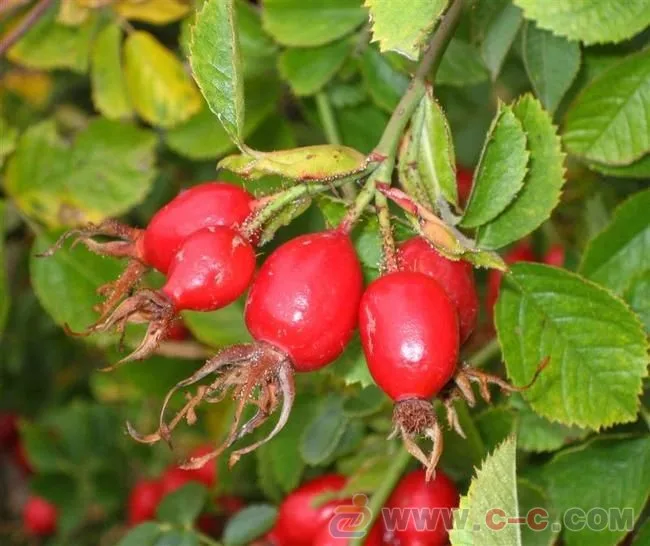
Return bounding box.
[127,342,296,470]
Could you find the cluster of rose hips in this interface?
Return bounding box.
[48,174,532,478]
[262,469,459,546]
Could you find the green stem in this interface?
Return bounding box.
[373,0,464,160]
[349,448,412,546]
[316,91,358,200]
[316,91,341,145]
[466,337,501,368]
[197,531,222,546]
[375,191,398,272]
[340,0,464,233]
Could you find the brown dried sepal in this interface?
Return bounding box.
[127,342,296,470]
[38,219,146,318]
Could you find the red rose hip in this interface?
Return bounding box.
[23,496,57,536]
[399,237,478,342]
[128,479,164,525]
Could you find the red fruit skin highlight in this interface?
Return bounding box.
[360,271,459,401]
[273,474,347,546]
[385,469,459,546]
[128,479,164,525]
[23,496,58,536]
[162,227,256,312]
[139,182,254,273]
[399,237,478,342]
[245,231,363,371]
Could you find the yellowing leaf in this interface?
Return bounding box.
[1,70,54,108]
[91,23,132,119]
[124,31,201,128]
[115,0,190,25]
[57,0,90,26]
[219,145,368,181]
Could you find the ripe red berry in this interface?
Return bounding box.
[0,412,18,449]
[456,166,474,207]
[128,479,164,525]
[139,182,255,273]
[23,496,57,536]
[216,494,244,515]
[245,230,363,371]
[385,469,459,546]
[161,466,196,494]
[273,475,347,546]
[13,441,32,474]
[399,237,478,342]
[187,444,218,488]
[166,318,190,341]
[543,243,565,267]
[486,240,537,317]
[360,271,459,401]
[162,227,256,312]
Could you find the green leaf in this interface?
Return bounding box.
[166,78,280,160]
[512,0,650,45]
[236,0,278,78]
[413,91,458,207]
[337,105,389,154]
[190,0,245,145]
[90,23,132,120]
[266,395,316,492]
[543,436,650,546]
[7,9,96,72]
[300,394,348,465]
[279,39,353,96]
[588,153,650,179]
[522,22,581,114]
[517,480,560,546]
[497,263,649,429]
[0,202,8,336]
[156,483,207,526]
[365,0,447,60]
[223,504,277,546]
[65,118,158,219]
[154,530,200,546]
[0,117,18,168]
[450,436,522,546]
[124,31,201,128]
[461,103,528,227]
[634,519,650,546]
[625,271,650,333]
[476,95,565,249]
[474,406,515,453]
[30,230,124,345]
[360,47,409,112]
[436,39,489,87]
[343,386,386,417]
[480,2,523,80]
[183,300,251,348]
[259,196,312,246]
[262,0,367,47]
[510,395,588,453]
[219,145,367,181]
[580,189,650,295]
[326,335,375,388]
[563,50,650,166]
[116,523,162,546]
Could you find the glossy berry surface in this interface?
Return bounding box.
[23,496,57,536]
[273,474,347,546]
[128,479,164,525]
[162,227,256,312]
[399,237,478,342]
[486,241,537,317]
[245,230,363,371]
[360,271,459,401]
[139,182,254,273]
[385,469,459,546]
